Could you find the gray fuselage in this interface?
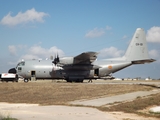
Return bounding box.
[16,58,131,81]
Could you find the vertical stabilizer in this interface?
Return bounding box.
[124,28,154,63]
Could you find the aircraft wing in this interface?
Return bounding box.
[73,52,98,64]
[57,52,100,70]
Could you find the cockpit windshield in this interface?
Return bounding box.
[16,61,25,68]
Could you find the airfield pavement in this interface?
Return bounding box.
[70,89,160,107]
[0,79,160,120]
[0,103,116,120]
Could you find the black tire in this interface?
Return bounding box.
[24,79,29,83]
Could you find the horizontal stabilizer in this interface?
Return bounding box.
[132,59,156,64]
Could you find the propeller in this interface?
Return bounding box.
[52,53,60,65]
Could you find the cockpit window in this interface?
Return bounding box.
[21,62,25,66]
[16,61,25,68]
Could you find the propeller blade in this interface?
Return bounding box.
[52,53,60,65]
[57,54,60,63]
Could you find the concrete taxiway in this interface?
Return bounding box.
[70,89,160,107]
[0,103,116,120]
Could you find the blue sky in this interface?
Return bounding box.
[0,0,160,79]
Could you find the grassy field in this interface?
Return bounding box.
[0,81,160,118]
[99,93,160,118]
[0,81,152,105]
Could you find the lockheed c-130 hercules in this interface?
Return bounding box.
[9,28,155,82]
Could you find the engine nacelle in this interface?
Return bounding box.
[59,57,74,65]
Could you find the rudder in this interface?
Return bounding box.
[124,28,155,63]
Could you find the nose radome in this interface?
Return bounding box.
[8,68,17,74]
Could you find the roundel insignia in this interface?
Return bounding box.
[108,65,112,69]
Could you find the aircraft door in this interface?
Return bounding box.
[94,69,99,77]
[31,71,36,81]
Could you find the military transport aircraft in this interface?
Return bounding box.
[9,28,155,82]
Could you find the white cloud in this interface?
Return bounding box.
[85,25,112,38]
[106,26,112,30]
[17,45,27,49]
[149,49,160,63]
[146,26,160,43]
[8,44,65,64]
[20,54,39,60]
[149,49,159,58]
[85,28,105,38]
[0,8,49,26]
[20,45,64,60]
[99,46,124,58]
[8,45,17,56]
[8,45,27,56]
[122,35,127,39]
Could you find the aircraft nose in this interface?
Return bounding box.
[8,68,17,74]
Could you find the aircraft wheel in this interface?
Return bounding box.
[15,75,18,82]
[24,79,29,83]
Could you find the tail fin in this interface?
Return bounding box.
[124,28,155,64]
